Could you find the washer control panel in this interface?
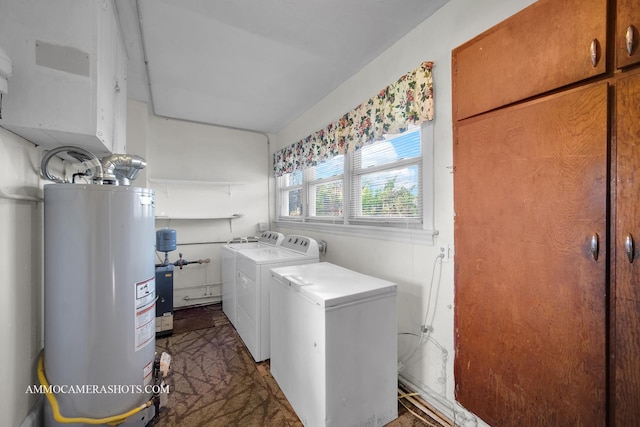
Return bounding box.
[281,235,319,256]
[258,231,285,245]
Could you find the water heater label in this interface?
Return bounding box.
[140,195,153,206]
[135,277,156,351]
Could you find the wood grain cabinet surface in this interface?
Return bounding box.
[616,0,640,69]
[452,0,607,120]
[453,0,640,425]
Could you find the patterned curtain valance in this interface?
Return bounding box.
[273,61,434,177]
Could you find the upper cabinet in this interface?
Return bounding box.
[452,0,608,120]
[616,0,640,69]
[0,0,127,155]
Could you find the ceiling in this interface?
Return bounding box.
[115,0,448,134]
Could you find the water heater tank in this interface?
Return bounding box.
[43,184,156,426]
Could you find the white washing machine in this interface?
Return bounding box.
[221,231,284,327]
[270,262,398,427]
[235,235,319,362]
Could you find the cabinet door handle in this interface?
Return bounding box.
[590,39,599,67]
[591,233,599,261]
[626,26,635,56]
[625,234,635,263]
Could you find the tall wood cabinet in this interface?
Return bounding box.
[453,0,640,425]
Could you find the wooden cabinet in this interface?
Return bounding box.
[454,83,608,426]
[453,0,640,425]
[616,0,640,69]
[452,0,607,120]
[614,71,640,426]
[0,0,127,155]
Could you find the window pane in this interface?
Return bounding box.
[358,165,420,218]
[360,127,421,169]
[311,155,344,179]
[284,188,302,216]
[282,170,303,187]
[312,180,343,217]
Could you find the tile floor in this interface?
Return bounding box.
[148,304,439,427]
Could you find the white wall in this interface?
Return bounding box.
[127,101,273,307]
[0,128,44,427]
[272,0,536,423]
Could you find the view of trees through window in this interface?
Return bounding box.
[314,181,343,216]
[361,176,418,217]
[287,188,302,216]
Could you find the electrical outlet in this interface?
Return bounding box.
[439,244,451,262]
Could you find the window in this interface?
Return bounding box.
[350,126,422,225]
[277,170,303,217]
[276,123,433,236]
[308,155,344,219]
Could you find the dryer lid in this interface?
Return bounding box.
[270,262,396,308]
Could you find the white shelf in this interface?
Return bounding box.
[148,178,245,186]
[155,214,244,232]
[155,215,243,220]
[148,178,245,196]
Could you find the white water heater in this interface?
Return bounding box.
[43,184,156,426]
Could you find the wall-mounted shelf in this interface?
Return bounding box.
[155,214,244,232]
[148,178,245,196]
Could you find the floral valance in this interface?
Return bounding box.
[273,61,434,177]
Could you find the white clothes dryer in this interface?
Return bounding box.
[234,235,319,362]
[270,262,398,427]
[221,231,284,327]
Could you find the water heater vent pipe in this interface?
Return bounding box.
[41,147,147,186]
[101,154,147,186]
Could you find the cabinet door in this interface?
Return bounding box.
[0,0,124,154]
[616,0,640,69]
[452,0,607,120]
[454,83,608,426]
[615,71,640,426]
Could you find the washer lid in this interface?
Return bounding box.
[222,241,274,251]
[270,262,396,308]
[236,246,317,263]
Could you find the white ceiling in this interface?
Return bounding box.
[115,0,448,134]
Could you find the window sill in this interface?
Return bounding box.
[273,220,438,245]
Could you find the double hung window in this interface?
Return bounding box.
[276,124,428,231]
